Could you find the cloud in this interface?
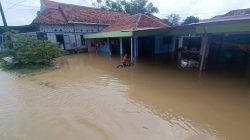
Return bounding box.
[151,0,250,19]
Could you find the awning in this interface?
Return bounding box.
[84,31,133,39]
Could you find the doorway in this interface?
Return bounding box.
[56,35,65,50]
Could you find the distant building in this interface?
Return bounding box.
[199,8,250,23]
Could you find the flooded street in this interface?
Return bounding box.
[0,53,249,140]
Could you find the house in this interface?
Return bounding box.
[84,13,169,58]
[85,8,250,72]
[32,0,249,72]
[32,0,129,51]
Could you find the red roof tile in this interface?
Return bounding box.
[33,0,129,25]
[44,0,59,8]
[102,14,168,32]
[59,4,129,25]
[33,9,67,24]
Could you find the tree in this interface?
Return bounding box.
[102,0,158,15]
[96,0,102,8]
[103,0,123,12]
[182,16,199,25]
[163,14,181,26]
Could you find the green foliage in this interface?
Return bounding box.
[3,40,13,48]
[102,0,158,14]
[163,14,181,26]
[103,0,123,12]
[0,61,53,75]
[7,34,62,66]
[182,16,199,25]
[2,30,18,49]
[0,51,8,58]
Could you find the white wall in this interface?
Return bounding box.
[40,24,108,50]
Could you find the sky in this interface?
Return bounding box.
[0,0,250,26]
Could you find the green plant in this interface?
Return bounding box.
[7,34,62,66]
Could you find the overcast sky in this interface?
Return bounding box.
[1,0,250,26]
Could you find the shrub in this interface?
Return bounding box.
[7,34,62,66]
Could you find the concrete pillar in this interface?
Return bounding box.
[178,37,183,48]
[120,38,123,55]
[178,37,184,60]
[200,34,209,71]
[133,37,138,58]
[171,36,176,60]
[131,37,133,62]
[107,38,111,55]
[120,37,123,59]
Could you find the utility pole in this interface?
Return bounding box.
[0,1,8,31]
[0,1,8,49]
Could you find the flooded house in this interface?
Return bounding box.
[85,8,250,74]
[196,9,250,73]
[32,0,129,52]
[84,13,169,61]
[3,0,248,73]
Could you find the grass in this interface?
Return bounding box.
[0,61,54,75]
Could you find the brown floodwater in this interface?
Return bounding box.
[0,53,249,140]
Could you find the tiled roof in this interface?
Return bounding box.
[44,0,59,9]
[33,9,67,24]
[59,4,129,25]
[102,14,169,32]
[33,0,129,25]
[200,8,250,23]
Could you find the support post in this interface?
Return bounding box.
[131,37,133,62]
[0,2,8,31]
[107,38,111,55]
[120,38,123,58]
[171,36,176,60]
[133,37,138,61]
[200,34,209,71]
[177,37,183,61]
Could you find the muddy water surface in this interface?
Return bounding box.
[0,54,249,140]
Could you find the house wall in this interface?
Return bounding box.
[40,24,107,50]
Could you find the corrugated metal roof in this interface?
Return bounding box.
[200,8,250,24]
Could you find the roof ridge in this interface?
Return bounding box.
[228,8,250,12]
[143,14,168,27]
[58,6,68,23]
[214,13,250,18]
[135,14,142,29]
[46,0,128,15]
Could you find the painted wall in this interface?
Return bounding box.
[99,45,111,54]
[154,36,172,55]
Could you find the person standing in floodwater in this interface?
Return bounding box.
[122,54,129,66]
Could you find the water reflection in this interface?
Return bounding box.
[0,53,249,140]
